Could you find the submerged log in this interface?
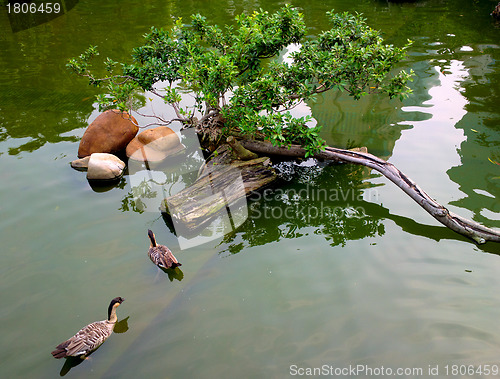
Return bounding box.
[240,139,500,244]
[162,145,276,231]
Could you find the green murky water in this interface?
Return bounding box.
[1,0,500,378]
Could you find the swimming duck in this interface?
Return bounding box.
[147,229,182,269]
[51,297,125,359]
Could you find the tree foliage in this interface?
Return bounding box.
[68,5,413,156]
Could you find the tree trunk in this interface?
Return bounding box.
[240,139,500,244]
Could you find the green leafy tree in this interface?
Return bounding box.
[68,5,413,157]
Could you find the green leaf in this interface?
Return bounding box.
[68,7,413,153]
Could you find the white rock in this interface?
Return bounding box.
[87,153,125,180]
[70,156,91,169]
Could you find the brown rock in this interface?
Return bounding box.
[78,110,139,158]
[126,126,184,162]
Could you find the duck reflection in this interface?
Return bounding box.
[113,316,130,334]
[162,266,184,282]
[59,355,85,376]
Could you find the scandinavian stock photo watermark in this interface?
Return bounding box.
[127,127,378,248]
[249,185,378,222]
[127,128,249,249]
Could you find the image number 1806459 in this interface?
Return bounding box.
[4,1,78,32]
[6,2,61,14]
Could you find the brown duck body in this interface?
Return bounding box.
[51,320,115,359]
[147,229,181,269]
[51,297,124,359]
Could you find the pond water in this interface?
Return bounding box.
[1,0,500,378]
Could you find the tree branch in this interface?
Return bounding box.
[239,139,500,244]
[130,108,186,128]
[198,109,219,125]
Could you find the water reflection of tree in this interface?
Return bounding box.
[310,89,404,158]
[445,48,500,227]
[447,113,500,228]
[0,0,180,155]
[119,147,205,213]
[217,159,500,255]
[219,163,385,254]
